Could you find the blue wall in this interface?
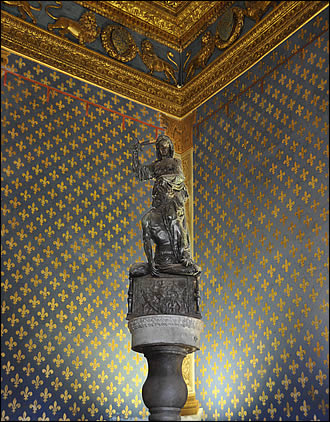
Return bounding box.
[1,53,162,421]
[1,7,329,422]
[193,8,329,421]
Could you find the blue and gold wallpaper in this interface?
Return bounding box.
[1,7,329,422]
[1,53,163,421]
[193,9,329,421]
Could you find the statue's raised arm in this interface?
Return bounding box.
[128,134,200,278]
[130,137,155,181]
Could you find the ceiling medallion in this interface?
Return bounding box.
[216,8,234,42]
[101,24,138,62]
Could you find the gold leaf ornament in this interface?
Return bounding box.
[101,25,138,62]
[215,7,245,50]
[46,2,101,45]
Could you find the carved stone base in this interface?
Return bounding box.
[128,314,204,421]
[127,271,203,420]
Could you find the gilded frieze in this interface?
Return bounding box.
[45,2,101,45]
[1,2,328,118]
[183,2,272,84]
[2,0,42,24]
[1,11,182,116]
[140,40,178,85]
[77,1,230,51]
[184,31,216,82]
[214,6,245,50]
[101,25,138,62]
[179,1,329,117]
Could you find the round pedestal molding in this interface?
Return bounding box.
[128,314,204,353]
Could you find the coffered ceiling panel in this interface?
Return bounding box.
[1,1,328,118]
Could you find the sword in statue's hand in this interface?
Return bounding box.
[129,136,156,152]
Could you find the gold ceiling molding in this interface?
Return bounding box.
[153,1,191,16]
[180,0,329,117]
[0,10,181,116]
[1,2,328,119]
[77,1,231,51]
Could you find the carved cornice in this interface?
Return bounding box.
[1,10,181,116]
[153,1,191,16]
[1,2,328,119]
[77,1,231,51]
[179,1,329,116]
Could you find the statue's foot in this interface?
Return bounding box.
[129,262,150,278]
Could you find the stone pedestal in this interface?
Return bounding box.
[142,345,191,421]
[127,273,203,421]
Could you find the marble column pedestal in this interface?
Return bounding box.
[127,274,203,421]
[128,314,203,421]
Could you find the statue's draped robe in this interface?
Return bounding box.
[132,155,196,272]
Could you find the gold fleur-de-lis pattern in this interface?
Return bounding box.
[1,8,329,422]
[1,52,163,421]
[193,10,328,422]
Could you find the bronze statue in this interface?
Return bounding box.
[126,137,202,422]
[129,134,200,278]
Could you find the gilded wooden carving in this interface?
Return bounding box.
[1,2,328,118]
[215,6,245,50]
[184,31,216,82]
[217,8,235,42]
[78,1,229,51]
[2,1,41,24]
[162,1,182,9]
[46,1,101,45]
[184,3,257,82]
[243,0,273,22]
[179,1,329,117]
[101,24,138,62]
[140,39,178,85]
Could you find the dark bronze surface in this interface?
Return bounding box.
[129,134,200,277]
[127,273,201,319]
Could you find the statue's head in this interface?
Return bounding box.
[155,134,174,160]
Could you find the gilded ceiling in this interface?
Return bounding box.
[77,1,232,50]
[1,1,329,118]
